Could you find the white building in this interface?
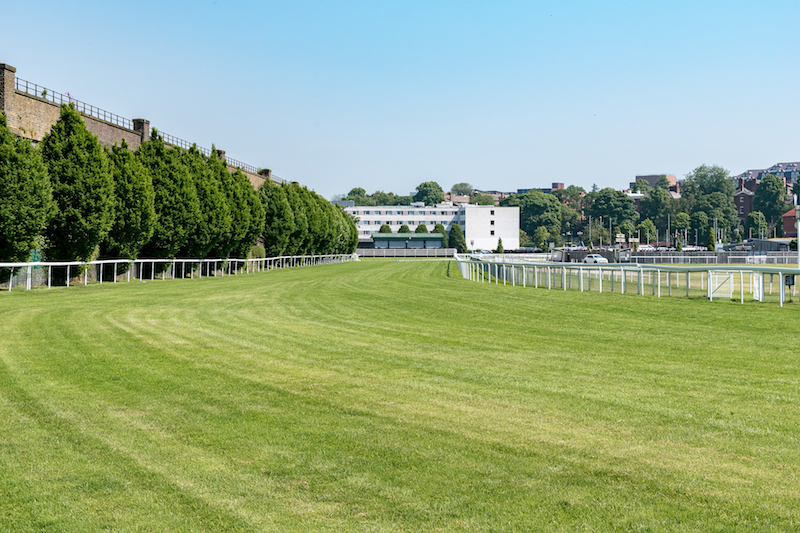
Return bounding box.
[343,202,520,250]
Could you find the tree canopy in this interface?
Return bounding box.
[500,190,561,238]
[448,223,467,252]
[0,113,54,275]
[413,181,445,206]
[41,104,114,263]
[451,182,472,195]
[469,193,495,205]
[753,174,787,228]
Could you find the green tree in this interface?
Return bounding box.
[448,223,467,252]
[432,223,448,247]
[451,182,472,196]
[551,185,586,213]
[413,181,445,206]
[587,188,638,226]
[398,224,411,234]
[639,187,673,230]
[100,140,156,263]
[496,238,504,253]
[41,104,114,264]
[500,190,561,237]
[707,227,715,251]
[414,224,428,233]
[136,132,201,262]
[283,182,309,255]
[234,170,265,257]
[469,193,495,205]
[631,179,651,193]
[379,224,392,233]
[532,226,550,250]
[690,211,709,244]
[619,220,636,239]
[0,113,54,279]
[258,180,293,257]
[745,211,768,239]
[753,174,787,230]
[178,146,230,259]
[636,219,657,244]
[655,175,671,190]
[682,165,738,236]
[519,229,532,247]
[585,217,610,246]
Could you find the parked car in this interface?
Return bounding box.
[583,254,609,264]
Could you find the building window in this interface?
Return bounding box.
[490,230,495,235]
[490,210,495,215]
[740,197,744,203]
[490,220,495,225]
[365,211,370,215]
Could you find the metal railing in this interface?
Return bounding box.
[15,77,134,130]
[454,254,800,307]
[15,77,282,182]
[1,254,358,292]
[357,248,456,258]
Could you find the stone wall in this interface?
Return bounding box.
[1,61,275,190]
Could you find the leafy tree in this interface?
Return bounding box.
[532,226,550,250]
[584,217,610,246]
[448,223,467,252]
[451,182,473,195]
[413,181,445,206]
[559,204,580,233]
[233,170,265,257]
[636,219,657,244]
[690,211,709,244]
[673,212,690,233]
[639,187,673,230]
[587,187,638,226]
[432,223,448,247]
[753,174,787,229]
[348,187,366,198]
[414,224,428,233]
[631,179,651,193]
[745,211,768,239]
[178,146,230,258]
[379,224,392,233]
[655,175,671,190]
[0,113,54,279]
[496,238,504,253]
[682,165,738,236]
[619,220,635,239]
[469,193,495,205]
[100,140,155,263]
[519,229,532,247]
[707,227,715,251]
[136,131,201,262]
[41,104,114,263]
[283,182,309,255]
[675,239,683,252]
[500,190,561,238]
[551,185,586,212]
[258,180,293,257]
[398,224,411,234]
[793,182,800,200]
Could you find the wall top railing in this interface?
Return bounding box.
[15,76,134,130]
[14,75,285,184]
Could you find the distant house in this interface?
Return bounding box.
[734,189,755,224]
[782,208,798,238]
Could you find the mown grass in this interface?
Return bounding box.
[0,258,798,532]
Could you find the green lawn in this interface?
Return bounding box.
[1,258,798,532]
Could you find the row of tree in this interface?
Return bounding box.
[0,105,357,280]
[503,165,789,249]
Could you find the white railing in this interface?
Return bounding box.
[0,254,358,292]
[454,254,800,307]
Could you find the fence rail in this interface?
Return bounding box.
[454,255,800,308]
[357,248,456,258]
[15,77,134,130]
[1,254,358,292]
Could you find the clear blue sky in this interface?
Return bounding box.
[3,1,798,199]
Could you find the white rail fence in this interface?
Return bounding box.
[454,254,800,307]
[1,254,358,292]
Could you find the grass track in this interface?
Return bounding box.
[1,258,799,532]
